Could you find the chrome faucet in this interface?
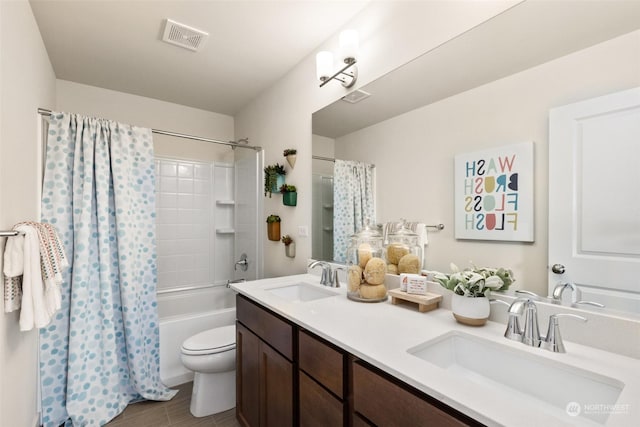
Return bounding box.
[552,282,605,308]
[308,261,335,287]
[491,299,522,342]
[508,298,542,347]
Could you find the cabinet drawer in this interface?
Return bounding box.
[299,330,344,398]
[299,371,343,427]
[352,361,476,427]
[237,295,293,360]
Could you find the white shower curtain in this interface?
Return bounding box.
[39,112,176,426]
[333,160,375,262]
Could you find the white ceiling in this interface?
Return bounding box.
[313,0,640,138]
[29,0,369,115]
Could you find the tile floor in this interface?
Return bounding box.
[106,382,241,427]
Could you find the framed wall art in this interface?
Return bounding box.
[454,141,534,242]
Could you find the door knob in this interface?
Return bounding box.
[551,264,565,274]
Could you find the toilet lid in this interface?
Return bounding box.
[181,325,236,356]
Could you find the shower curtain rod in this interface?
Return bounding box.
[312,155,375,168]
[37,108,262,151]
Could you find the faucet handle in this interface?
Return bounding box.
[575,300,605,308]
[515,289,541,299]
[489,299,510,307]
[544,313,587,353]
[332,266,347,288]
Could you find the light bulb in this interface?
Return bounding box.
[316,51,334,80]
[339,29,358,63]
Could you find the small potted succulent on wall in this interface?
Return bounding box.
[432,263,515,326]
[264,163,286,197]
[279,184,297,206]
[283,148,297,168]
[266,214,281,241]
[282,234,295,258]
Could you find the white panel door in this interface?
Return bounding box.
[548,87,640,312]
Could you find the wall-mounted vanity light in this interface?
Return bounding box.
[316,29,358,88]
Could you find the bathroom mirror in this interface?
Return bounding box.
[311,1,640,316]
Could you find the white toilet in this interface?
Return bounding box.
[180,325,236,417]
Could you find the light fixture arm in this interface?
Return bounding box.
[319,58,358,88]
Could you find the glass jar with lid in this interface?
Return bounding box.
[345,222,388,302]
[385,220,423,277]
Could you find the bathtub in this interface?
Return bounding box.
[158,285,236,387]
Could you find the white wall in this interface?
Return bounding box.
[336,30,640,296]
[235,1,517,277]
[57,80,235,162]
[0,1,56,425]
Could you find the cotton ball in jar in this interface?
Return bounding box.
[359,283,387,299]
[347,265,363,293]
[357,243,373,269]
[363,257,386,285]
[387,243,409,265]
[398,253,420,274]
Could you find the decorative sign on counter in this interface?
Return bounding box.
[454,141,534,242]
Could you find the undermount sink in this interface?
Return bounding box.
[266,282,339,303]
[408,332,624,425]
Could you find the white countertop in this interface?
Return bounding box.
[231,274,640,427]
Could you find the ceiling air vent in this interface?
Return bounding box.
[162,19,208,52]
[341,89,371,104]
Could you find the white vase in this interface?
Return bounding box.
[285,242,296,258]
[286,154,296,168]
[451,294,490,326]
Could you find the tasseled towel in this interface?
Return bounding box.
[3,222,68,330]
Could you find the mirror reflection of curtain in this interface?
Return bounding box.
[333,160,375,262]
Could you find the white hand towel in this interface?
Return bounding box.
[15,225,51,331]
[3,233,25,312]
[414,223,429,247]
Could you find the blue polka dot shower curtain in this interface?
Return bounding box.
[39,112,176,426]
[333,160,375,262]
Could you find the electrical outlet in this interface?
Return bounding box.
[298,226,309,237]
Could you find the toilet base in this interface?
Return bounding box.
[190,370,236,417]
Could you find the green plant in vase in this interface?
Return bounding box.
[279,184,297,206]
[266,214,281,241]
[429,263,515,326]
[264,163,286,197]
[283,148,297,168]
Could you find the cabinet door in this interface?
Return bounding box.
[260,342,293,427]
[299,330,344,398]
[299,371,343,427]
[352,361,475,427]
[237,323,260,427]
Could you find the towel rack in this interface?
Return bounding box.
[0,230,23,237]
[427,224,445,230]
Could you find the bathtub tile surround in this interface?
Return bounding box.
[155,158,235,292]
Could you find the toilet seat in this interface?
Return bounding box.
[181,325,236,356]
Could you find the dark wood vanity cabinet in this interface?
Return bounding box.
[351,360,483,427]
[236,296,294,427]
[298,330,346,426]
[236,294,483,427]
